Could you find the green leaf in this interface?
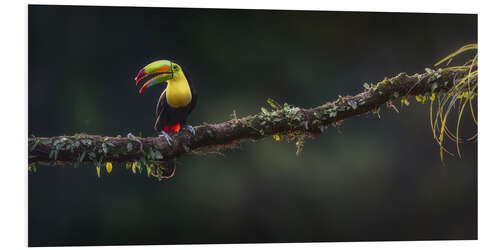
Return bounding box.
[154,151,163,160]
[267,98,282,110]
[127,143,133,152]
[29,162,36,172]
[127,133,135,139]
[348,100,357,110]
[156,168,163,181]
[136,160,143,173]
[30,141,39,152]
[79,151,86,162]
[148,148,155,159]
[431,82,439,92]
[363,82,370,89]
[102,143,108,155]
[319,125,327,133]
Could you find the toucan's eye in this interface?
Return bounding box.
[173,65,179,70]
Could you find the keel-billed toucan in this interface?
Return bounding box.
[134,60,197,145]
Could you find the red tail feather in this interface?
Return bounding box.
[163,124,181,133]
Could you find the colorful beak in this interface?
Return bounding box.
[134,60,174,93]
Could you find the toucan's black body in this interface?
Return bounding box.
[154,72,197,134]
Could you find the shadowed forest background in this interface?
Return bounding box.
[28,5,477,246]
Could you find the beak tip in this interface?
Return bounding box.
[135,69,146,85]
[139,84,147,94]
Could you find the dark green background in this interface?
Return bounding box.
[28,5,477,246]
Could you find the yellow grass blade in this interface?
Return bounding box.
[434,44,478,67]
[456,101,468,158]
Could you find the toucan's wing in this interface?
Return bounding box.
[184,69,198,115]
[188,85,197,115]
[154,90,167,132]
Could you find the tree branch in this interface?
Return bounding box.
[28,67,474,166]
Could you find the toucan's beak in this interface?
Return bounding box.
[134,60,174,93]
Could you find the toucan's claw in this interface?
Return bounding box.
[185,125,196,136]
[160,131,173,146]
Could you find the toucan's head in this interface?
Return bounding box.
[134,60,182,93]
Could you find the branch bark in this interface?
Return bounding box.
[28,67,473,165]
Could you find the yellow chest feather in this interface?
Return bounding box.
[165,73,192,108]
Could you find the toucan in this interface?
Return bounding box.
[134,60,197,145]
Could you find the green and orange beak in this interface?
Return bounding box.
[134,60,174,93]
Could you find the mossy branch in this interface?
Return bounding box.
[28,67,475,166]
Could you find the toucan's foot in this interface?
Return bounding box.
[185,125,196,135]
[160,131,173,146]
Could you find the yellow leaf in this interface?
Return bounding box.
[272,134,281,141]
[105,162,112,174]
[401,98,410,106]
[132,162,138,174]
[96,166,101,178]
[415,95,426,104]
[429,93,436,101]
[458,91,469,99]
